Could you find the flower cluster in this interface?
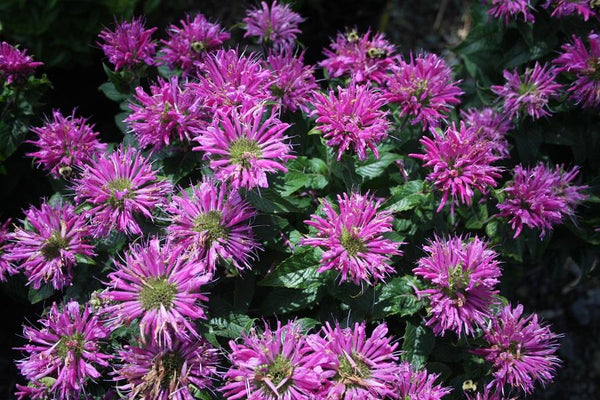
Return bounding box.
[243,1,304,49]
[74,147,172,237]
[321,28,396,84]
[0,41,43,84]
[491,63,562,120]
[160,13,230,75]
[302,192,403,285]
[487,0,535,25]
[385,53,463,130]
[474,304,560,395]
[16,301,111,399]
[312,83,390,161]
[413,236,502,337]
[98,17,157,70]
[497,163,587,238]
[411,122,502,214]
[7,201,94,290]
[27,109,106,178]
[554,31,600,108]
[166,178,260,273]
[126,77,207,150]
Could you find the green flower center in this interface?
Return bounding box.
[158,351,184,388]
[518,82,537,96]
[340,228,367,257]
[447,263,471,292]
[55,333,85,359]
[587,57,600,80]
[229,137,262,169]
[191,41,206,53]
[41,231,69,260]
[336,352,371,387]
[107,177,133,207]
[139,277,178,311]
[193,210,229,242]
[255,354,295,396]
[270,84,286,98]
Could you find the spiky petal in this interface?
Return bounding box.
[97,17,157,70]
[0,41,43,84]
[243,1,304,49]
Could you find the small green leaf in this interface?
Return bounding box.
[28,283,54,304]
[402,321,435,369]
[356,152,401,180]
[258,249,321,289]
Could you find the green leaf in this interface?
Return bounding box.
[356,152,401,180]
[28,283,54,304]
[374,275,423,318]
[98,82,129,102]
[402,321,436,369]
[260,286,322,314]
[385,180,428,212]
[258,249,321,289]
[244,188,301,213]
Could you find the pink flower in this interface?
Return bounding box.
[222,320,324,400]
[0,219,18,281]
[461,107,512,158]
[115,338,219,400]
[243,1,304,49]
[410,122,502,214]
[16,301,111,399]
[101,238,210,348]
[474,304,560,395]
[394,361,452,399]
[7,201,94,290]
[301,192,403,285]
[320,28,396,84]
[265,49,318,112]
[27,109,106,179]
[126,77,207,150]
[97,17,157,70]
[413,236,502,337]
[542,0,596,20]
[0,41,43,84]
[166,179,260,274]
[312,83,389,161]
[309,321,400,399]
[491,63,562,120]
[385,53,463,130]
[193,104,294,189]
[497,163,587,238]
[487,0,535,25]
[190,48,273,112]
[160,13,230,75]
[74,147,172,237]
[554,31,600,108]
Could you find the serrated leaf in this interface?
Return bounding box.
[98,82,129,102]
[385,180,428,212]
[356,152,401,180]
[28,283,54,304]
[244,189,302,213]
[402,321,435,369]
[260,286,322,314]
[374,275,423,318]
[259,249,320,289]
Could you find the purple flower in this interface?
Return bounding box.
[310,321,400,399]
[166,179,260,274]
[312,83,390,161]
[126,77,207,150]
[190,48,273,112]
[487,0,535,25]
[320,28,396,84]
[410,122,502,214]
[160,13,230,75]
[115,338,219,400]
[542,0,596,20]
[27,109,106,179]
[101,238,210,348]
[0,41,43,84]
[193,104,294,189]
[265,49,318,112]
[16,301,111,399]
[222,320,324,400]
[413,236,502,337]
[74,147,172,237]
[491,63,562,120]
[497,163,587,238]
[384,53,463,131]
[98,17,157,71]
[243,1,304,49]
[461,107,512,158]
[474,304,560,395]
[466,388,514,400]
[0,219,18,281]
[554,32,600,108]
[301,192,403,285]
[7,201,94,290]
[394,361,452,399]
